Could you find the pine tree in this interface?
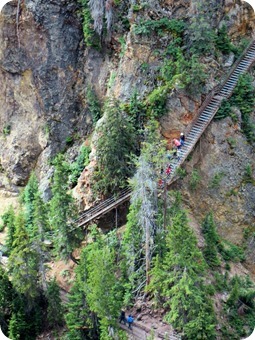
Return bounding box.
[3,205,16,254]
[22,172,39,236]
[0,267,13,335]
[8,211,39,304]
[46,278,64,328]
[33,190,50,290]
[188,1,217,56]
[93,97,137,196]
[8,311,26,340]
[65,247,98,339]
[202,212,221,268]
[66,233,123,339]
[85,240,123,338]
[9,294,44,340]
[149,210,216,339]
[121,203,145,304]
[49,154,83,261]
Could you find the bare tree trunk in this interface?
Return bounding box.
[145,221,150,285]
[163,183,167,230]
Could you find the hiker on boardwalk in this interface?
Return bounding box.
[127,315,134,329]
[119,310,126,325]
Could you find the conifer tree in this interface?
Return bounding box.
[149,210,216,339]
[46,278,64,328]
[66,231,123,339]
[93,97,137,196]
[0,267,13,335]
[202,212,220,268]
[9,294,44,340]
[33,190,50,290]
[85,240,123,338]
[65,246,98,340]
[3,205,16,254]
[22,172,39,236]
[49,154,83,261]
[8,211,39,304]
[8,311,26,340]
[188,1,217,56]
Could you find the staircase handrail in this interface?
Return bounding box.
[76,187,132,227]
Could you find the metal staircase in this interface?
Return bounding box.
[167,40,255,183]
[76,40,255,228]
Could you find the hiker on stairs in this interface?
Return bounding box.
[165,165,172,178]
[172,138,181,149]
[180,132,185,146]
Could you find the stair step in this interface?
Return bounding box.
[191,128,202,134]
[197,117,209,122]
[219,89,231,93]
[226,78,238,83]
[200,113,211,118]
[234,66,246,72]
[206,104,217,110]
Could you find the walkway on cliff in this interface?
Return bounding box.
[76,39,255,230]
[119,322,181,340]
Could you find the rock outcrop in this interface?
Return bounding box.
[0,0,91,209]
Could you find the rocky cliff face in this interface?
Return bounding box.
[0,0,90,208]
[0,0,254,272]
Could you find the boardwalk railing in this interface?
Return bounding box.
[76,187,132,228]
[76,40,255,228]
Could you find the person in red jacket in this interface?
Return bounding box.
[165,165,172,177]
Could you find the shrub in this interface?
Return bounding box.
[146,85,169,118]
[209,171,225,189]
[218,240,245,262]
[227,137,237,148]
[176,167,187,179]
[69,145,91,186]
[215,25,234,54]
[214,100,232,119]
[80,0,100,48]
[232,75,255,142]
[65,136,74,146]
[189,169,201,190]
[3,124,11,136]
[133,18,186,37]
[243,164,255,185]
[86,86,101,125]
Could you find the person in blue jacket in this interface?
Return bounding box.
[127,315,134,329]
